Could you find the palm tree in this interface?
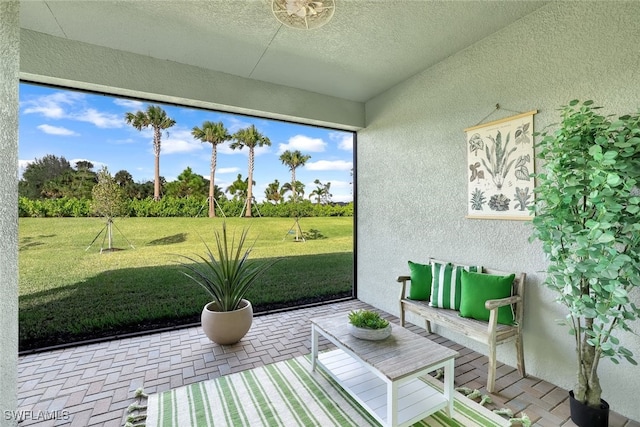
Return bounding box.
[282,180,305,201]
[265,179,285,204]
[191,121,231,217]
[230,125,271,217]
[309,179,332,204]
[125,105,176,201]
[279,150,311,203]
[310,179,323,204]
[212,185,225,203]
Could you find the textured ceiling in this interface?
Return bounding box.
[19,0,547,103]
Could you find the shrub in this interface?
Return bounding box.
[17,196,353,218]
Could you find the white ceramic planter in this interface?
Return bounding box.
[201,299,253,345]
[347,323,392,341]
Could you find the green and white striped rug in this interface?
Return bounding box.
[145,355,508,426]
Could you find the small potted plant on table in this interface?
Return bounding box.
[347,309,392,341]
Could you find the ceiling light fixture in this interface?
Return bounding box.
[271,0,335,30]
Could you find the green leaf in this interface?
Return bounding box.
[606,173,621,186]
[597,233,615,243]
[627,205,640,214]
[588,145,603,158]
[619,347,634,357]
[596,303,609,315]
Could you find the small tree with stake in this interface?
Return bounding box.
[89,167,132,252]
[530,100,640,423]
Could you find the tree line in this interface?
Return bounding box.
[19,155,335,206]
[20,105,343,216]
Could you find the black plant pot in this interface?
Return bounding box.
[569,390,609,427]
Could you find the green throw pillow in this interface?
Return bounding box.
[459,270,516,325]
[407,261,432,301]
[429,261,481,310]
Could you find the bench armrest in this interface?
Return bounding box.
[485,295,521,310]
[397,276,410,299]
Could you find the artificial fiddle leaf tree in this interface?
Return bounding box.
[530,100,640,409]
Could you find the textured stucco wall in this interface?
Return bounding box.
[0,2,19,427]
[19,29,364,131]
[358,2,640,421]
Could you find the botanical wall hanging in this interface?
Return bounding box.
[465,110,537,220]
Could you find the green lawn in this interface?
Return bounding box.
[18,216,354,352]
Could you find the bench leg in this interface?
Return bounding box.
[515,333,526,378]
[487,340,497,393]
[399,304,405,327]
[425,319,432,334]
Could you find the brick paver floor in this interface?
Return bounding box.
[17,299,640,427]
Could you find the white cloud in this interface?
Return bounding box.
[327,180,352,190]
[22,91,122,128]
[37,124,79,136]
[136,127,239,156]
[74,108,122,128]
[330,132,353,151]
[305,160,353,171]
[114,98,144,109]
[339,139,353,151]
[163,139,203,155]
[253,145,272,157]
[217,167,240,174]
[218,143,236,155]
[331,193,353,203]
[160,129,203,154]
[18,159,33,169]
[18,160,33,178]
[226,116,253,133]
[22,91,84,118]
[278,135,326,154]
[218,142,271,157]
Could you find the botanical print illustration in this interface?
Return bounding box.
[465,111,536,219]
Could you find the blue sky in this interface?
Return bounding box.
[18,83,354,203]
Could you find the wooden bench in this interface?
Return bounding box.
[397,260,526,392]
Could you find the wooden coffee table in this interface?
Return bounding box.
[310,312,458,427]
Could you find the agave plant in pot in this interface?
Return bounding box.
[530,100,640,427]
[178,222,279,345]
